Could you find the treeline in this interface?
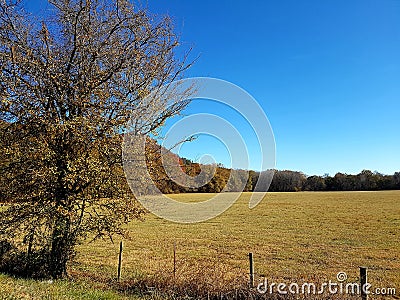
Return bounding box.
[265,169,400,192]
[149,146,400,193]
[3,134,398,198]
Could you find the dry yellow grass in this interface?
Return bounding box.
[73,191,400,297]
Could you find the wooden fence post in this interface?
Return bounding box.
[248,252,254,288]
[173,241,176,279]
[360,267,368,300]
[117,241,123,282]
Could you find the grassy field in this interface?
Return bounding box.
[1,191,399,299]
[0,273,139,300]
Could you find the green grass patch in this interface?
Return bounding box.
[0,273,140,299]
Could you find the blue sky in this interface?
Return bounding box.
[146,0,400,176]
[25,0,400,175]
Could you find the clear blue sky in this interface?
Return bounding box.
[146,0,400,176]
[25,0,400,176]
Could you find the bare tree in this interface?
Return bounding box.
[0,0,192,278]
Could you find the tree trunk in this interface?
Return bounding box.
[49,216,71,278]
[48,145,73,278]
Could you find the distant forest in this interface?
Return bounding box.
[148,141,400,194]
[260,169,400,192]
[157,163,400,194]
[2,135,399,199]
